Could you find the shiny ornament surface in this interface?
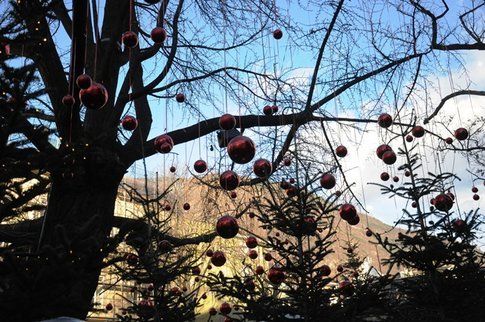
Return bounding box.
[377,113,392,128]
[219,113,236,130]
[253,158,272,177]
[154,134,174,153]
[122,31,138,48]
[216,215,239,239]
[194,159,207,173]
[219,170,239,190]
[150,27,167,43]
[320,172,336,189]
[79,82,108,110]
[121,115,138,131]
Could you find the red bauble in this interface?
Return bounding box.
[393,176,399,182]
[219,170,239,190]
[264,253,273,261]
[183,203,190,211]
[255,265,265,275]
[220,302,232,315]
[434,193,454,212]
[169,166,176,173]
[268,267,285,284]
[447,192,455,200]
[376,144,392,159]
[335,145,347,157]
[380,172,390,181]
[192,266,201,275]
[406,135,413,142]
[209,307,217,316]
[412,125,425,138]
[321,265,331,276]
[106,303,113,311]
[211,251,226,267]
[452,219,467,233]
[227,136,256,164]
[216,215,239,239]
[154,134,174,153]
[263,105,274,115]
[230,191,237,199]
[473,194,480,201]
[365,229,372,237]
[377,113,392,128]
[206,249,214,257]
[164,204,171,211]
[283,157,291,166]
[273,29,283,40]
[248,250,258,259]
[244,278,256,291]
[248,212,256,218]
[286,185,298,197]
[219,113,236,130]
[289,178,295,184]
[272,105,279,113]
[454,127,468,141]
[126,253,138,266]
[252,158,272,178]
[472,187,478,193]
[122,31,138,48]
[339,204,357,221]
[347,214,360,226]
[121,115,138,131]
[445,137,453,145]
[62,94,75,107]
[194,159,207,173]
[175,93,185,103]
[246,236,258,249]
[79,82,108,110]
[76,74,92,89]
[320,172,336,189]
[150,27,167,43]
[382,150,397,165]
[337,265,344,272]
[302,216,317,235]
[405,170,411,177]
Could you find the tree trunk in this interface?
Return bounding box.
[0,148,125,321]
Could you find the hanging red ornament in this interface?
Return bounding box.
[380,172,390,181]
[272,105,279,113]
[377,113,392,128]
[194,159,207,173]
[393,176,399,182]
[434,193,454,212]
[339,204,357,221]
[209,307,217,316]
[211,251,226,267]
[244,278,256,291]
[121,115,138,131]
[280,180,290,189]
[263,105,274,115]
[447,192,455,200]
[216,215,239,239]
[406,135,413,142]
[227,136,256,164]
[411,202,417,208]
[76,74,92,89]
[473,194,480,201]
[62,94,75,107]
[454,128,468,141]
[405,170,411,177]
[79,82,108,110]
[122,31,138,48]
[452,219,467,233]
[253,158,272,177]
[445,137,453,144]
[320,172,336,189]
[472,187,478,193]
[289,178,295,184]
[347,214,360,226]
[206,249,214,257]
[183,203,190,211]
[411,125,425,138]
[150,27,167,43]
[264,253,273,261]
[273,29,283,40]
[106,303,113,311]
[335,145,347,157]
[219,114,236,130]
[302,216,317,235]
[169,166,176,173]
[382,150,397,165]
[154,134,174,153]
[286,185,298,197]
[321,265,331,276]
[230,191,237,199]
[175,93,185,103]
[248,212,256,219]
[246,236,258,249]
[219,170,239,190]
[337,265,344,272]
[365,228,372,237]
[220,302,232,315]
[248,250,258,259]
[376,144,392,159]
[268,267,285,284]
[256,266,265,275]
[283,157,291,166]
